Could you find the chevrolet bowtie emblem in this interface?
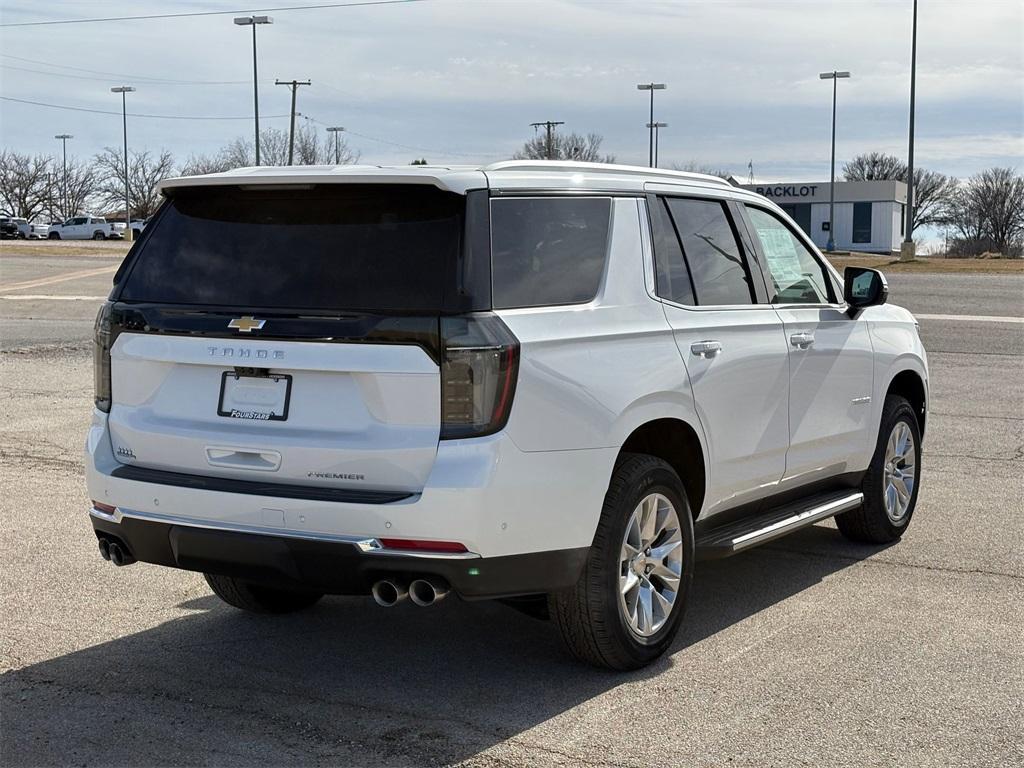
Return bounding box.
[227,316,265,333]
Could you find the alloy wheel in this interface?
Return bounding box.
[618,493,683,637]
[883,420,917,523]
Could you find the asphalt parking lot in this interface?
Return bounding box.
[1,242,1022,767]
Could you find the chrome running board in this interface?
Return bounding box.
[696,491,864,558]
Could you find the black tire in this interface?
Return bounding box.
[549,453,695,670]
[48,231,60,240]
[836,394,922,544]
[204,573,323,614]
[92,231,106,240]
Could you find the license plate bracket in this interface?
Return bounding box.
[217,371,292,421]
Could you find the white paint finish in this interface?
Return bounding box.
[662,303,791,515]
[86,164,932,570]
[499,198,700,453]
[774,306,876,482]
[87,415,616,558]
[108,334,441,492]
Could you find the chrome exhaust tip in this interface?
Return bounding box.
[371,579,408,607]
[409,578,449,607]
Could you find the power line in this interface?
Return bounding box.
[0,63,249,86]
[0,0,428,28]
[0,53,250,84]
[0,95,289,121]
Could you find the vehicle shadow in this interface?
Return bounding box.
[1,524,889,767]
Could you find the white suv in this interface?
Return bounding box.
[86,161,928,669]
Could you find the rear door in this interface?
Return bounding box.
[107,184,471,493]
[647,194,791,516]
[740,204,875,484]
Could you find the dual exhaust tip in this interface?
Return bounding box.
[372,577,449,607]
[98,537,135,567]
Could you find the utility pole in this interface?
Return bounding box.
[819,70,851,252]
[275,79,311,165]
[646,122,667,167]
[111,86,135,241]
[637,82,666,167]
[325,126,345,164]
[54,134,72,218]
[529,120,564,160]
[529,120,563,160]
[901,0,918,261]
[234,16,273,166]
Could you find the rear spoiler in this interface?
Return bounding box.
[157,166,487,196]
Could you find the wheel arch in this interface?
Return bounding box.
[618,418,707,519]
[886,367,928,437]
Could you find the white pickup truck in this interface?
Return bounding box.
[47,216,123,240]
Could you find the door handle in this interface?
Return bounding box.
[690,340,722,359]
[790,332,815,349]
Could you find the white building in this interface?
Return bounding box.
[740,180,908,254]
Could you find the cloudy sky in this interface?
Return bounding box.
[0,0,1021,182]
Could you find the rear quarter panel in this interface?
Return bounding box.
[497,197,702,455]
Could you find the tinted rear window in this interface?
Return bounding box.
[490,197,611,309]
[119,185,464,312]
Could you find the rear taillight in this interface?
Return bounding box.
[440,313,519,439]
[93,301,113,412]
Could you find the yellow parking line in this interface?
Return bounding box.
[0,265,118,293]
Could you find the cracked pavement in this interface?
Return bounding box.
[1,249,1022,767]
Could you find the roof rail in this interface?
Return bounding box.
[482,160,731,187]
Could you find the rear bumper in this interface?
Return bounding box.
[85,409,615,594]
[90,507,588,599]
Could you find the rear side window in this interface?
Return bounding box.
[665,198,753,305]
[490,197,611,309]
[649,197,695,305]
[119,185,464,312]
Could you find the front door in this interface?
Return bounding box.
[742,205,875,485]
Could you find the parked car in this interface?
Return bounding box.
[0,216,19,239]
[13,218,50,239]
[86,161,928,669]
[48,216,118,240]
[129,218,148,239]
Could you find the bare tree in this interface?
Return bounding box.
[944,168,1024,256]
[842,151,956,232]
[179,153,233,176]
[671,161,730,179]
[0,150,53,219]
[842,151,906,181]
[214,124,358,169]
[513,132,614,163]
[52,157,101,220]
[93,148,176,219]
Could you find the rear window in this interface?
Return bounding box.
[119,185,464,313]
[490,197,611,309]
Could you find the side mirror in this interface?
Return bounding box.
[844,267,888,315]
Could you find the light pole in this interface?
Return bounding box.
[637,82,666,168]
[234,15,273,166]
[646,122,667,168]
[325,126,345,164]
[110,86,135,241]
[902,0,918,261]
[54,134,72,218]
[819,70,850,252]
